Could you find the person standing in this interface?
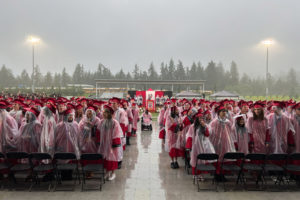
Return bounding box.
[97,105,123,181]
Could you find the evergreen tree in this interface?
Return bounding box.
[229,61,239,86]
[168,59,175,80]
[61,67,71,86]
[44,72,53,87]
[148,62,158,80]
[204,61,217,91]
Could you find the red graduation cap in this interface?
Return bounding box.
[75,104,83,110]
[24,107,40,117]
[110,97,120,104]
[46,103,56,114]
[253,102,264,109]
[215,105,226,113]
[13,99,24,106]
[0,102,6,109]
[171,98,177,104]
[203,110,211,116]
[195,109,203,118]
[63,109,73,116]
[104,105,114,114]
[181,109,189,116]
[87,105,97,111]
[293,103,300,110]
[272,101,285,109]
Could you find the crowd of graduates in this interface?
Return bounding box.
[1,94,300,183]
[0,95,140,181]
[158,98,300,179]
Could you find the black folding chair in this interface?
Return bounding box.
[6,152,32,189]
[285,153,300,186]
[242,153,266,189]
[264,153,287,186]
[0,152,11,189]
[53,152,80,191]
[194,153,219,191]
[184,149,191,174]
[80,153,104,191]
[220,152,245,191]
[29,153,54,191]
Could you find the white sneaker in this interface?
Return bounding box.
[108,172,116,181]
[104,172,110,180]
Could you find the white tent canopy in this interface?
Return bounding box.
[175,91,203,99]
[210,90,239,100]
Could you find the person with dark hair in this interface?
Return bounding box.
[268,102,295,153]
[186,111,215,178]
[18,107,42,153]
[131,103,140,137]
[158,102,169,143]
[209,105,235,160]
[141,109,152,131]
[79,106,100,153]
[165,106,184,169]
[246,102,270,153]
[121,100,133,145]
[232,114,250,154]
[0,101,19,153]
[291,103,300,152]
[97,105,122,181]
[54,109,80,158]
[40,104,57,155]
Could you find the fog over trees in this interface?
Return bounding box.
[0,59,298,97]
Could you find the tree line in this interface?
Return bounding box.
[0,59,299,97]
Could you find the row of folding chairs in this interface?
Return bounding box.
[0,152,105,191]
[194,152,300,192]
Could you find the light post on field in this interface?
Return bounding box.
[262,39,273,97]
[28,36,40,93]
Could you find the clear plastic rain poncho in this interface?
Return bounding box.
[54,113,80,159]
[186,124,215,169]
[131,106,140,132]
[113,108,128,147]
[209,117,236,159]
[40,107,56,155]
[0,109,19,153]
[268,112,295,153]
[165,110,184,158]
[97,118,123,162]
[18,111,42,153]
[291,113,300,152]
[246,115,269,154]
[78,109,100,153]
[231,115,249,154]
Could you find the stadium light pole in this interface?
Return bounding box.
[28,36,40,93]
[262,40,273,97]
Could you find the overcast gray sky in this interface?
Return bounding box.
[0,0,299,77]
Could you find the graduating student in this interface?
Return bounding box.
[78,106,100,153]
[268,101,295,154]
[97,105,123,181]
[232,114,250,154]
[40,103,57,155]
[158,102,168,142]
[186,111,215,177]
[18,107,42,153]
[291,103,300,152]
[54,109,80,158]
[246,102,270,154]
[165,106,184,169]
[131,103,140,137]
[121,100,133,145]
[0,101,19,153]
[209,105,235,160]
